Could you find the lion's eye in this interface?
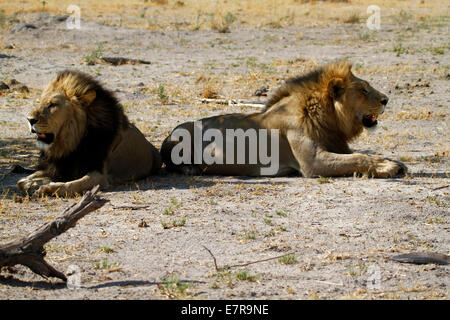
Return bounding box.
[362,87,369,95]
[47,103,57,110]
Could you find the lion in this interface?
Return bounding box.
[161,61,406,178]
[17,70,161,196]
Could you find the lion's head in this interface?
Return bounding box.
[322,61,389,138]
[28,70,123,159]
[266,61,389,144]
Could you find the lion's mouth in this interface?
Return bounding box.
[362,114,378,128]
[35,132,55,144]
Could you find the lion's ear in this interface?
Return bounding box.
[328,78,345,100]
[79,90,96,106]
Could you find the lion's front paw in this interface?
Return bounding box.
[33,182,66,197]
[17,178,40,195]
[373,159,407,178]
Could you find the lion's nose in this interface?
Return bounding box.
[28,118,37,126]
[381,97,389,106]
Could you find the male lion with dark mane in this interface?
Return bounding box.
[161,61,406,178]
[17,70,161,196]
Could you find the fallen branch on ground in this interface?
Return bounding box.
[0,185,108,281]
[112,204,152,210]
[100,57,151,66]
[391,252,449,265]
[431,185,449,191]
[199,98,266,108]
[202,245,296,272]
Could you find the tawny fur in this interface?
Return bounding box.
[161,61,406,178]
[18,70,161,196]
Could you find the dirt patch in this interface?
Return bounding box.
[0,6,448,299]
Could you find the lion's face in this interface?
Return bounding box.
[27,78,95,158]
[340,74,389,130]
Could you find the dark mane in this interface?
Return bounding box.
[38,70,129,182]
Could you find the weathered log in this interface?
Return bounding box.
[199,98,266,108]
[100,57,151,66]
[391,252,450,265]
[0,185,108,281]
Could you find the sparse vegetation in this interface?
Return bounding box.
[278,254,297,265]
[317,176,332,184]
[235,270,259,282]
[163,197,181,215]
[99,246,115,254]
[343,13,360,24]
[161,217,186,229]
[392,43,411,57]
[94,258,119,271]
[211,12,236,33]
[244,231,256,240]
[426,196,448,208]
[348,263,368,276]
[157,83,169,104]
[0,10,5,28]
[276,210,287,217]
[84,42,104,64]
[159,274,192,299]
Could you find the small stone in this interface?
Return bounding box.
[0,82,10,90]
[22,23,37,30]
[8,79,19,86]
[53,15,69,23]
[254,85,269,96]
[18,85,29,93]
[138,219,148,228]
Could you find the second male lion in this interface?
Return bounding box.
[161,61,406,178]
[18,70,161,196]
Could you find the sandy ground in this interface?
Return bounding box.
[0,9,448,300]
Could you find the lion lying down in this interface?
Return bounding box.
[18,70,161,196]
[161,61,406,178]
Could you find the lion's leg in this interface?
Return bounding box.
[35,171,108,197]
[17,170,51,194]
[308,150,406,178]
[287,134,406,178]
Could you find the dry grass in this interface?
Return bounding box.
[343,12,361,24]
[395,108,447,121]
[0,0,444,30]
[200,82,220,99]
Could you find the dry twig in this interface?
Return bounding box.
[202,245,296,271]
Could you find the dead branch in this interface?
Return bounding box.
[112,205,151,210]
[100,57,151,66]
[199,98,266,108]
[0,185,108,281]
[202,246,296,272]
[431,185,449,191]
[391,252,450,265]
[225,252,297,269]
[202,245,219,271]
